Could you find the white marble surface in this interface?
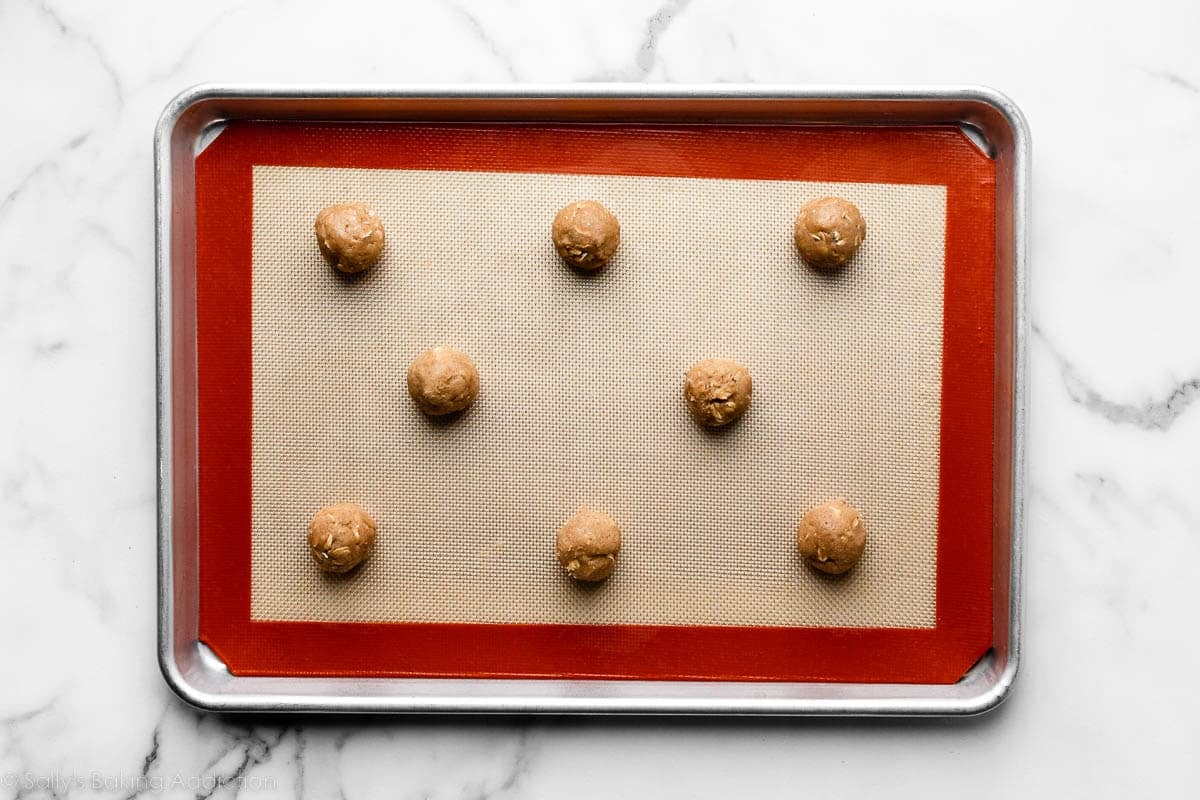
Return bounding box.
[1,0,1198,796]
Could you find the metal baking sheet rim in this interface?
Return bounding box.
[155,84,1029,715]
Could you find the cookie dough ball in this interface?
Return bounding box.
[683,358,753,428]
[407,347,480,416]
[551,200,620,270]
[797,499,867,575]
[556,508,621,582]
[794,197,866,269]
[315,203,385,273]
[307,502,377,573]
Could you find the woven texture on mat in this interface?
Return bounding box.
[250,166,946,628]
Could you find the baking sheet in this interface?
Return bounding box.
[156,87,1027,713]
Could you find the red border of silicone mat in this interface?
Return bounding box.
[193,122,996,683]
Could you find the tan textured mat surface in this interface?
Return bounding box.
[249,166,946,628]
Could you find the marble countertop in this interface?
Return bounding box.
[2,0,1197,796]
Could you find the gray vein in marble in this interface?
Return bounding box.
[488,727,532,798]
[193,726,289,800]
[633,0,691,78]
[1145,69,1199,94]
[719,31,751,82]
[0,161,59,220]
[138,727,161,781]
[1074,471,1125,515]
[0,131,92,227]
[0,697,58,726]
[1,699,61,800]
[586,0,692,80]
[1,452,51,524]
[118,721,161,800]
[1070,472,1192,569]
[1074,470,1110,494]
[26,0,125,106]
[1035,323,1200,431]
[77,569,117,625]
[726,31,741,62]
[292,729,306,800]
[31,339,67,356]
[451,2,519,80]
[195,739,242,784]
[82,219,137,263]
[1069,472,1141,632]
[137,1,258,89]
[1065,369,1200,431]
[11,772,66,800]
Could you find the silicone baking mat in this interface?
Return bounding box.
[195,122,996,683]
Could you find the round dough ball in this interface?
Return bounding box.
[556,508,621,582]
[797,499,867,575]
[315,203,385,273]
[406,347,480,416]
[551,200,620,270]
[793,196,866,269]
[683,358,753,428]
[307,502,377,573]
